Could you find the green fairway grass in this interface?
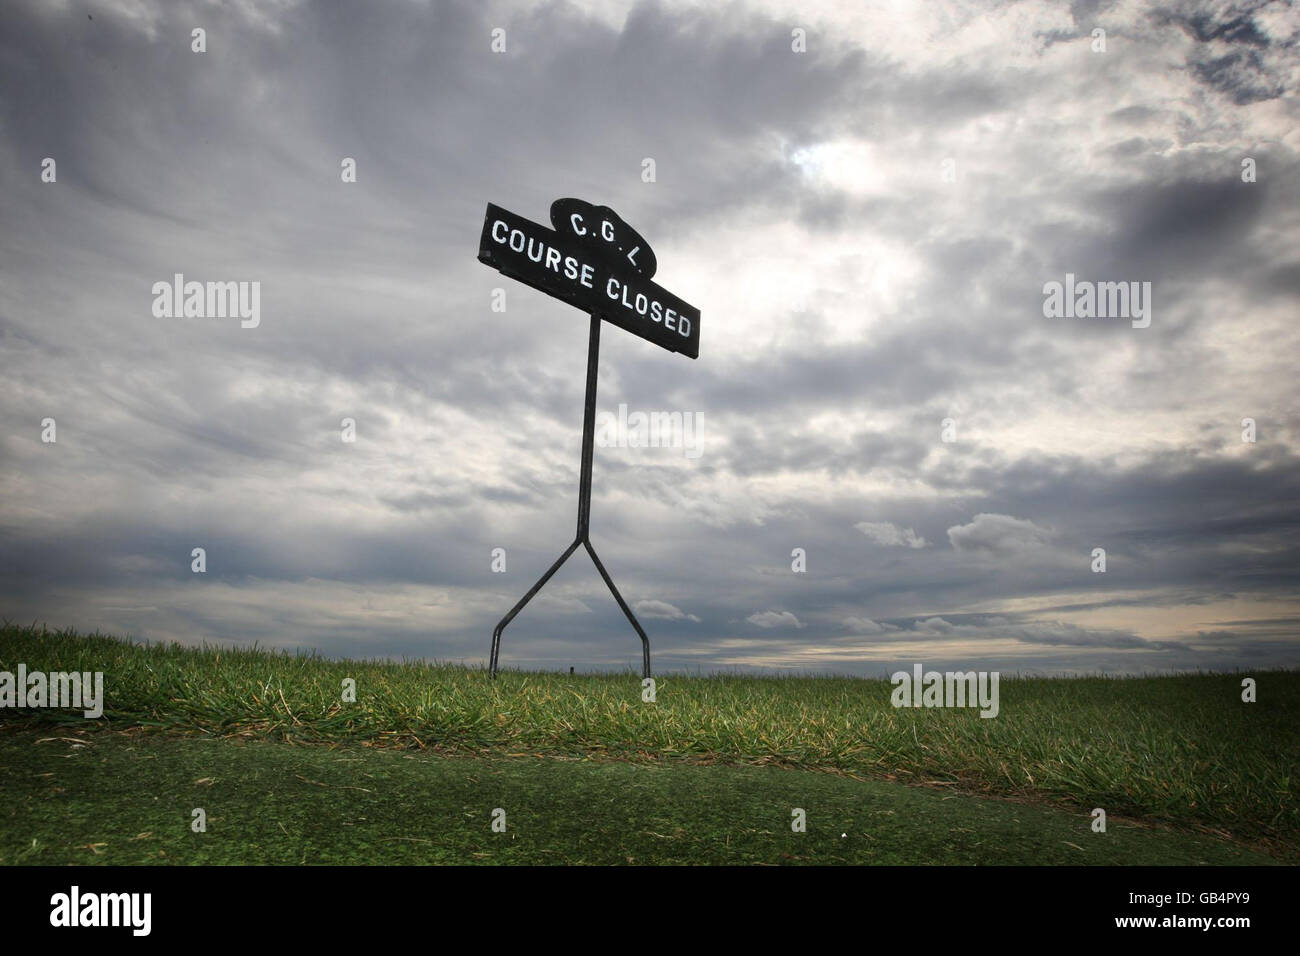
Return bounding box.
[0,727,1277,865]
[1,624,1296,862]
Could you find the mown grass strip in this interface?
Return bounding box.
[0,728,1278,866]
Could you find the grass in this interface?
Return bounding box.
[1,623,1297,862]
[0,727,1276,865]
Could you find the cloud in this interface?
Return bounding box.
[747,611,805,630]
[856,521,927,548]
[633,599,700,623]
[842,617,899,634]
[914,616,956,634]
[0,0,1296,676]
[947,514,1053,555]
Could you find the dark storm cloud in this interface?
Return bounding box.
[1157,0,1291,104]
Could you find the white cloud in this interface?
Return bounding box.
[747,610,805,629]
[842,617,898,634]
[633,600,700,623]
[856,521,927,548]
[947,514,1052,555]
[914,616,956,634]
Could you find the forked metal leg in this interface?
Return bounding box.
[489,538,581,677]
[584,539,651,679]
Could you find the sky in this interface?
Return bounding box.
[2,0,1298,676]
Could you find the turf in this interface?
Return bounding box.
[1,624,1296,861]
[0,727,1277,865]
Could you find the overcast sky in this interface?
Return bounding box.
[2,0,1297,675]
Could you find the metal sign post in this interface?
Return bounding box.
[478,198,700,678]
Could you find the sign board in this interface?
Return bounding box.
[477,200,699,359]
[550,198,658,278]
[478,197,699,678]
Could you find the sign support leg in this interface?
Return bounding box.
[489,313,652,680]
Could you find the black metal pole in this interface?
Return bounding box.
[576,314,599,539]
[489,314,652,680]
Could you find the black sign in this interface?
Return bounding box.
[478,201,699,359]
[550,198,658,278]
